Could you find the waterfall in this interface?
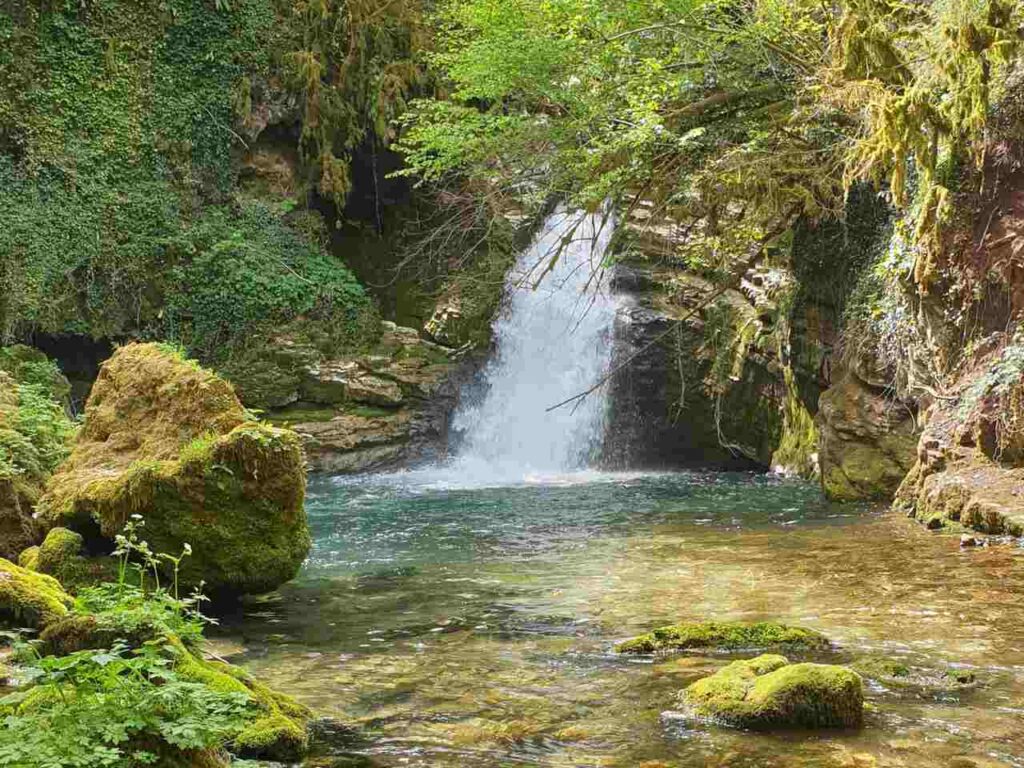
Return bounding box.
[449,209,619,482]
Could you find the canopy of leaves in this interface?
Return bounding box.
[396,0,1023,275]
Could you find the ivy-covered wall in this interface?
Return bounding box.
[0,0,421,368]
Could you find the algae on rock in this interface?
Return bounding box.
[679,654,864,730]
[37,343,309,596]
[616,621,830,654]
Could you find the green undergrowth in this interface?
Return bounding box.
[0,0,410,367]
[0,516,311,766]
[616,621,830,655]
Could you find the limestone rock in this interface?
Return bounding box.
[817,369,919,501]
[249,322,470,474]
[679,654,864,730]
[605,266,783,470]
[37,343,309,596]
[895,340,1024,536]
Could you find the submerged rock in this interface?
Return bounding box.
[851,656,979,696]
[679,654,864,729]
[0,556,73,628]
[37,343,309,596]
[616,620,830,654]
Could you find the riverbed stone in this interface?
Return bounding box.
[616,620,830,654]
[36,343,309,596]
[679,654,864,729]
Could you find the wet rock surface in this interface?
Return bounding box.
[678,654,864,730]
[817,365,920,501]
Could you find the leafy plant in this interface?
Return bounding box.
[0,641,252,768]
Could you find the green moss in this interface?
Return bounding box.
[0,557,73,628]
[770,366,820,478]
[38,344,309,596]
[29,528,115,591]
[851,656,978,693]
[616,621,830,654]
[680,655,864,729]
[17,546,39,571]
[168,635,311,761]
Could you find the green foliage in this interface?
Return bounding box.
[0,353,76,489]
[398,0,1023,280]
[0,0,276,341]
[164,201,373,360]
[0,641,252,767]
[0,0,392,362]
[2,515,309,766]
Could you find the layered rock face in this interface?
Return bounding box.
[242,322,468,473]
[37,343,309,596]
[896,338,1024,535]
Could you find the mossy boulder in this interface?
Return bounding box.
[20,528,114,592]
[37,343,310,596]
[0,557,74,628]
[679,654,864,730]
[616,621,830,654]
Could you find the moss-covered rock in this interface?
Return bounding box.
[851,656,979,695]
[616,621,830,654]
[0,557,74,628]
[37,343,310,596]
[22,528,114,592]
[679,654,864,730]
[168,635,312,761]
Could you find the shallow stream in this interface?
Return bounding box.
[220,471,1024,767]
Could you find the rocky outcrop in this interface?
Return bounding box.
[679,654,864,730]
[242,322,470,473]
[895,337,1024,535]
[817,364,920,501]
[37,343,309,596]
[604,264,784,470]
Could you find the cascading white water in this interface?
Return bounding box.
[449,209,619,482]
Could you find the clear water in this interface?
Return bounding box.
[448,208,618,483]
[220,472,1024,767]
